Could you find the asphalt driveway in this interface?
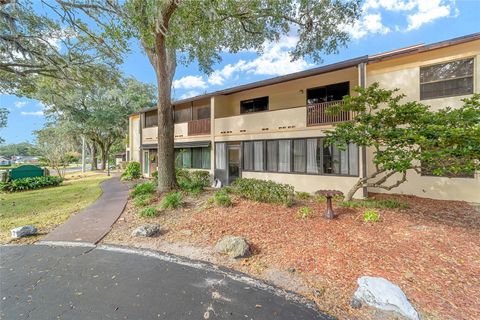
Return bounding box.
[0,244,333,320]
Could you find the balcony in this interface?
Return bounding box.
[188,118,211,136]
[306,100,351,126]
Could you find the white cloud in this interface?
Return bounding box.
[406,0,455,30]
[347,13,391,39]
[179,90,200,100]
[14,101,27,108]
[173,75,207,90]
[207,35,312,86]
[21,111,44,116]
[349,0,457,39]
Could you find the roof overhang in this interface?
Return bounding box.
[142,141,211,149]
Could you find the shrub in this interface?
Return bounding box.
[138,206,158,218]
[121,161,141,180]
[133,194,153,207]
[314,195,327,203]
[213,190,232,207]
[340,199,407,209]
[232,178,294,207]
[297,206,313,219]
[176,169,210,194]
[161,191,184,209]
[151,171,158,180]
[0,176,63,192]
[363,209,380,223]
[131,182,156,198]
[295,191,311,200]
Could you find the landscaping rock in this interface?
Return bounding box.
[353,276,419,320]
[215,236,250,258]
[11,226,37,238]
[131,224,161,237]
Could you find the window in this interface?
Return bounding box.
[243,141,254,171]
[278,140,291,173]
[420,58,474,100]
[243,138,358,176]
[215,142,226,170]
[174,107,191,123]
[243,141,264,171]
[293,139,306,173]
[144,110,157,127]
[307,82,349,104]
[240,96,269,114]
[175,147,211,169]
[266,140,278,172]
[253,141,264,171]
[193,105,210,120]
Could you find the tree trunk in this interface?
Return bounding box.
[90,143,98,171]
[344,178,364,201]
[154,34,177,191]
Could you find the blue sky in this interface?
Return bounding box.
[1,0,479,144]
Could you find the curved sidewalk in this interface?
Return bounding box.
[41,176,129,245]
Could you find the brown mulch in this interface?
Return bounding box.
[104,191,480,320]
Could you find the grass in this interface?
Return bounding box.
[160,191,184,209]
[0,172,110,243]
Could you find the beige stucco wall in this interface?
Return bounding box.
[242,171,363,197]
[129,115,140,162]
[215,67,358,118]
[366,40,480,202]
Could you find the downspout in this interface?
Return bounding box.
[358,62,368,198]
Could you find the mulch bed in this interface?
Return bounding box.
[105,191,480,320]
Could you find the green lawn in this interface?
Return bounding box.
[0,173,110,243]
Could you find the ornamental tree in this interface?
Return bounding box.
[326,83,480,201]
[57,0,361,191]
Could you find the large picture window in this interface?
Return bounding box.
[175,147,210,169]
[240,96,269,114]
[420,58,474,100]
[242,138,359,176]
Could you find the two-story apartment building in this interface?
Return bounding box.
[127,33,480,203]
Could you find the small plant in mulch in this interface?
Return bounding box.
[131,182,156,198]
[133,194,154,207]
[296,206,313,219]
[161,191,184,209]
[341,199,408,209]
[295,191,311,200]
[363,209,380,223]
[212,190,232,207]
[138,206,158,218]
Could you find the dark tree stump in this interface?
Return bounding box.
[315,190,343,219]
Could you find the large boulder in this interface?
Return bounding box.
[131,224,161,237]
[352,276,419,320]
[215,236,250,258]
[11,226,37,238]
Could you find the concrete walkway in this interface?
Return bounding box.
[41,176,128,245]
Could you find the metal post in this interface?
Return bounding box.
[81,136,86,173]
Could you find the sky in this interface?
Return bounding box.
[1,0,479,144]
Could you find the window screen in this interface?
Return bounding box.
[420,58,474,100]
[240,96,269,114]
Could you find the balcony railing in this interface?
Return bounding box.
[306,100,351,126]
[188,118,211,135]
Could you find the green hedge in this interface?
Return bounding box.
[232,178,294,207]
[0,176,63,192]
[176,169,210,193]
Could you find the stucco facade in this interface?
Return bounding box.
[128,33,480,203]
